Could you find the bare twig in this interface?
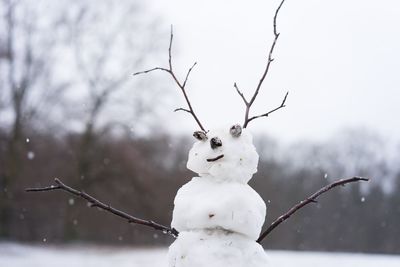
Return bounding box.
[246,91,288,124]
[133,26,205,132]
[257,176,369,243]
[183,62,197,88]
[174,108,191,113]
[234,83,248,105]
[26,178,179,238]
[235,0,287,128]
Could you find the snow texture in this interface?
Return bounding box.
[171,176,266,239]
[168,231,269,267]
[2,243,400,267]
[187,127,259,184]
[170,126,266,267]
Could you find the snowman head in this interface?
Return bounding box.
[187,124,259,184]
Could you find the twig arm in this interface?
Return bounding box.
[26,178,179,238]
[257,176,369,243]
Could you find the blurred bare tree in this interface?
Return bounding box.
[0,0,69,238]
[65,0,162,187]
[58,0,165,240]
[0,0,166,240]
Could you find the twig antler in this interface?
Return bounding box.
[235,0,288,128]
[133,26,206,132]
[26,178,179,238]
[257,176,369,243]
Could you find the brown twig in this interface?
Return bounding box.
[235,0,287,128]
[246,91,288,124]
[26,178,179,238]
[257,176,369,243]
[133,26,205,132]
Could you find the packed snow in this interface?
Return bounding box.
[170,125,267,266]
[1,243,400,267]
[187,126,259,183]
[168,231,268,267]
[171,176,266,239]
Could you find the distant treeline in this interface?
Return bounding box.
[1,127,399,254]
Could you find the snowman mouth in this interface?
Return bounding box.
[206,154,224,162]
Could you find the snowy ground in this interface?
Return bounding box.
[1,243,399,267]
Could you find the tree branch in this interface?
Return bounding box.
[183,62,197,88]
[132,67,170,76]
[234,82,248,105]
[26,178,179,238]
[133,26,206,132]
[257,176,369,243]
[246,91,288,124]
[174,107,191,113]
[239,0,287,128]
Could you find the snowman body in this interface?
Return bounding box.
[168,126,269,267]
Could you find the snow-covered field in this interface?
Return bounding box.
[1,243,399,267]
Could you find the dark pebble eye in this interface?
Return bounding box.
[230,124,242,137]
[193,131,207,141]
[210,137,222,149]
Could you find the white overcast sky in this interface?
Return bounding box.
[145,0,400,144]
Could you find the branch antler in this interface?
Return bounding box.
[26,178,179,238]
[257,176,370,243]
[133,26,206,132]
[235,0,288,128]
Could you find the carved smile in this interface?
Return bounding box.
[206,154,224,162]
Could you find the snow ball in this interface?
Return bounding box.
[172,176,266,240]
[68,198,75,206]
[26,138,30,143]
[27,151,35,160]
[187,126,259,184]
[361,197,365,202]
[168,231,269,267]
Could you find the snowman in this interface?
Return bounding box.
[168,124,269,267]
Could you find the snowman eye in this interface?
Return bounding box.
[193,131,208,141]
[229,124,242,137]
[210,137,222,149]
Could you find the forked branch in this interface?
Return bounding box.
[257,176,369,243]
[246,91,288,124]
[26,178,179,238]
[235,0,287,128]
[133,26,205,132]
